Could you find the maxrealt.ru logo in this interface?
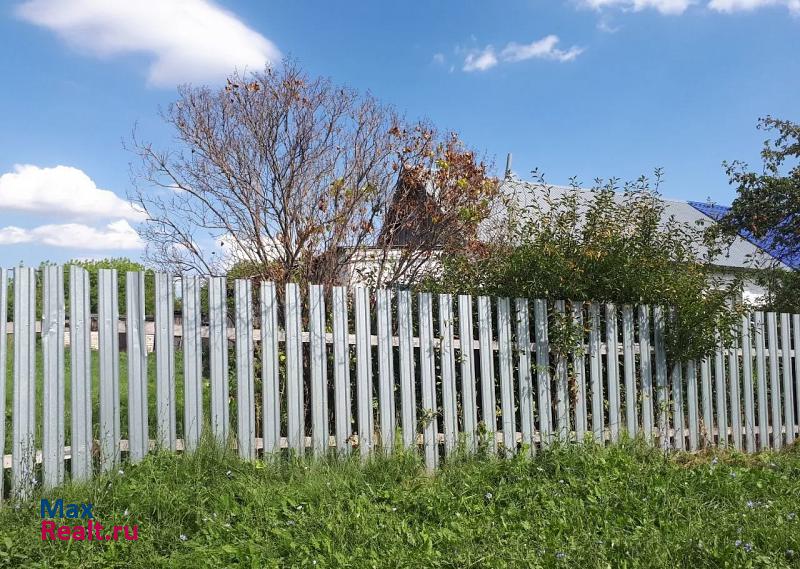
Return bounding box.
[40,499,139,542]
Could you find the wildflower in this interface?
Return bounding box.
[786,549,795,558]
[485,492,493,500]
[711,457,718,465]
[559,479,565,484]
[788,512,797,521]
[286,520,295,526]
[729,471,737,478]
[118,469,125,476]
[296,505,303,510]
[735,540,742,547]
[123,509,129,516]
[226,470,232,477]
[180,534,188,541]
[556,552,566,559]
[744,543,753,553]
[392,507,397,512]
[746,501,755,509]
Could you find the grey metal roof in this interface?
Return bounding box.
[489,177,789,270]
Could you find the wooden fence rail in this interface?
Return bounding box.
[1,266,799,501]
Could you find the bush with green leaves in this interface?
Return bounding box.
[429,172,742,361]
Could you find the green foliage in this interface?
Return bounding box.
[715,116,800,312]
[428,172,742,361]
[1,440,798,567]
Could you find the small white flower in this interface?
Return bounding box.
[711,457,718,466]
[485,492,493,500]
[296,505,303,510]
[180,534,188,541]
[123,509,129,516]
[226,470,232,477]
[392,507,397,512]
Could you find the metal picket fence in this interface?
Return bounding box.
[1,265,799,501]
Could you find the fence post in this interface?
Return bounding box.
[0,269,7,502]
[42,265,65,489]
[754,312,768,449]
[793,314,800,443]
[534,299,551,447]
[355,287,373,460]
[378,290,396,453]
[418,292,438,471]
[126,271,148,463]
[729,328,743,451]
[12,267,36,499]
[235,279,255,460]
[98,269,121,470]
[332,286,352,454]
[639,306,654,442]
[477,296,497,454]
[209,276,230,445]
[780,313,794,446]
[439,294,458,456]
[458,295,477,453]
[497,298,516,454]
[767,312,781,449]
[261,282,281,456]
[155,273,176,451]
[741,313,756,453]
[554,300,570,444]
[182,276,203,452]
[653,306,669,450]
[309,284,329,457]
[515,299,534,453]
[686,360,699,451]
[622,305,637,437]
[572,302,588,441]
[71,266,93,478]
[286,282,305,456]
[589,302,603,443]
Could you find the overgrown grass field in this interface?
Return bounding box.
[0,440,798,568]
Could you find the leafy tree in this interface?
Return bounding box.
[714,116,800,312]
[429,171,741,361]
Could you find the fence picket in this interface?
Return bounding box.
[741,314,756,453]
[780,313,794,446]
[377,290,396,453]
[713,337,728,448]
[419,293,438,470]
[42,266,65,488]
[589,302,603,443]
[700,358,713,446]
[440,294,458,455]
[355,287,374,459]
[332,286,352,454]
[182,275,203,452]
[12,267,36,498]
[497,298,516,454]
[310,285,329,457]
[606,304,621,443]
[397,290,415,451]
[572,303,587,441]
[793,314,800,443]
[534,299,551,447]
[209,276,229,444]
[622,305,637,437]
[155,273,176,451]
[286,283,305,455]
[458,295,478,452]
[767,312,781,449]
[235,279,256,460]
[754,312,769,450]
[126,271,148,463]
[686,361,699,451]
[515,299,534,453]
[71,266,93,478]
[728,329,743,451]
[671,362,685,451]
[0,269,6,501]
[478,296,497,453]
[639,306,654,441]
[554,300,569,443]
[653,306,669,449]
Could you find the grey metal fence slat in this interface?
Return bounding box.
[515,299,534,453]
[741,314,756,453]
[653,306,669,450]
[780,313,794,446]
[0,269,7,501]
[126,270,148,463]
[235,279,256,460]
[477,296,497,453]
[534,299,552,446]
[260,282,280,455]
[209,276,229,445]
[622,305,637,437]
[439,294,458,455]
[589,302,603,443]
[700,358,713,446]
[497,298,516,454]
[182,275,203,452]
[286,282,305,455]
[378,289,395,453]
[554,300,569,443]
[606,303,621,444]
[458,295,478,452]
[155,273,176,451]
[754,312,769,450]
[71,266,93,478]
[42,266,65,488]
[98,269,121,470]
[419,292,438,471]
[793,314,800,443]
[671,362,685,451]
[310,284,329,457]
[12,267,36,498]
[728,329,743,451]
[355,287,374,459]
[332,286,353,454]
[639,306,654,441]
[572,303,588,441]
[713,336,728,448]
[767,312,781,449]
[686,360,699,451]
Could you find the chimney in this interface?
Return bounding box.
[504,153,513,179]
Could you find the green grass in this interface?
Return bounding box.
[1,440,798,568]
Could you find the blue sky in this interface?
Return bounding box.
[0,0,798,266]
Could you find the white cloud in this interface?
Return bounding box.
[581,0,695,14]
[501,36,584,63]
[432,52,446,65]
[16,0,281,87]
[463,47,499,72]
[0,220,143,250]
[463,36,582,72]
[708,0,800,12]
[0,164,146,221]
